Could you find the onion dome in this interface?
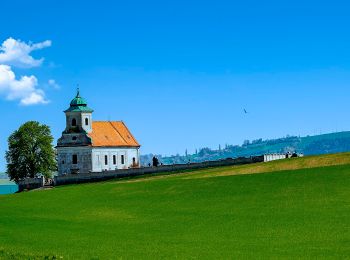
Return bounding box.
[65,88,94,113]
[70,89,88,106]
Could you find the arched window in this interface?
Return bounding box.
[113,155,116,165]
[85,118,89,126]
[72,118,77,126]
[104,155,108,165]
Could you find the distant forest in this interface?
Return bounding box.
[141,131,350,166]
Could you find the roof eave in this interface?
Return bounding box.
[91,145,141,148]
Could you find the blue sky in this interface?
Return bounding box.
[0,0,350,171]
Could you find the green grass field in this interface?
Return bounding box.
[1,153,350,259]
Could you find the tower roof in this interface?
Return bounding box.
[65,88,94,113]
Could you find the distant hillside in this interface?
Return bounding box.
[141,131,350,165]
[0,172,8,179]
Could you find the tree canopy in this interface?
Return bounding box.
[5,121,57,183]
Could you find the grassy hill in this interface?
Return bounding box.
[1,153,350,259]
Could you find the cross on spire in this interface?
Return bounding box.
[76,84,80,97]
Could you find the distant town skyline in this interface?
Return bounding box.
[1,0,350,171]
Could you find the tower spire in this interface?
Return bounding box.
[76,84,80,97]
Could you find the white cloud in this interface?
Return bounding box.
[0,65,48,105]
[20,91,48,106]
[48,79,60,89]
[0,37,53,105]
[0,38,51,68]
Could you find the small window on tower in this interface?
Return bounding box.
[72,154,78,164]
[72,118,77,126]
[85,118,89,126]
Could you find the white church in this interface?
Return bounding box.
[56,90,140,175]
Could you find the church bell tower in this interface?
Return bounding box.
[64,88,94,134]
[57,89,94,148]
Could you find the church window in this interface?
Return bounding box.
[121,155,125,164]
[85,118,89,126]
[132,157,136,165]
[113,155,116,165]
[72,118,77,126]
[62,160,65,164]
[72,136,77,141]
[72,154,78,164]
[105,155,108,165]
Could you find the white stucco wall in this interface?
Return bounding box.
[91,147,140,172]
[81,112,92,133]
[57,146,140,175]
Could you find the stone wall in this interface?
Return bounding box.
[54,156,264,186]
[16,156,265,192]
[18,177,44,192]
[57,146,93,175]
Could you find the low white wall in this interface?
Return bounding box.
[264,153,286,162]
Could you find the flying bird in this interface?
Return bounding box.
[243,109,248,114]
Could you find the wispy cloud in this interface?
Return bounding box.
[0,38,52,105]
[48,79,60,89]
[0,38,51,68]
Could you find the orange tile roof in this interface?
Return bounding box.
[88,121,140,147]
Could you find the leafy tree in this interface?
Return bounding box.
[5,121,57,183]
[243,140,250,146]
